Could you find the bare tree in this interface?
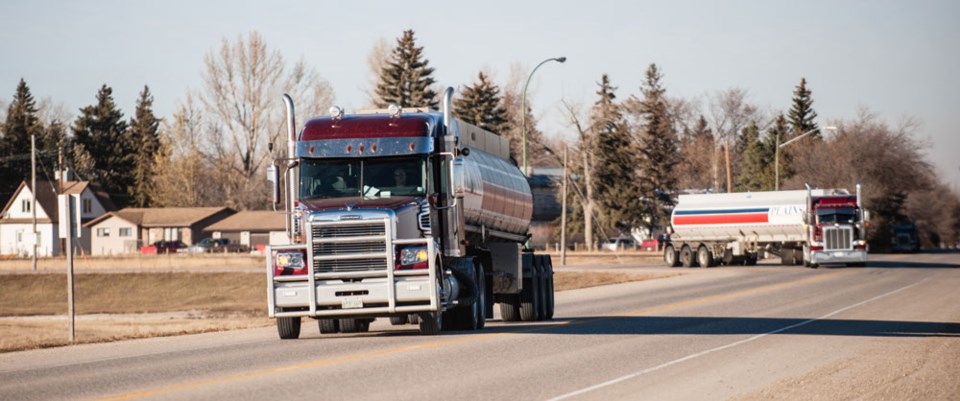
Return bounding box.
[200,31,334,209]
[151,96,220,207]
[363,37,390,108]
[707,88,761,191]
[785,109,946,247]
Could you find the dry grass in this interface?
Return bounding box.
[0,270,670,352]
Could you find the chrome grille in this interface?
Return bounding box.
[824,227,853,250]
[314,258,389,272]
[310,219,390,274]
[313,224,385,238]
[313,241,386,255]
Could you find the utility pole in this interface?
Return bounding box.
[31,134,37,271]
[58,147,65,256]
[560,145,568,266]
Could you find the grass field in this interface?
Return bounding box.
[0,270,673,353]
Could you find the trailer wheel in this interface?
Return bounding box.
[544,255,555,320]
[520,257,541,321]
[277,317,301,340]
[535,256,548,321]
[389,315,408,325]
[664,245,680,267]
[680,245,696,268]
[339,318,360,333]
[696,245,714,268]
[318,318,339,333]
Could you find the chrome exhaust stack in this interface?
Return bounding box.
[282,94,299,237]
[442,87,454,132]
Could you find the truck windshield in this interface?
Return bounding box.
[818,210,857,224]
[299,156,427,199]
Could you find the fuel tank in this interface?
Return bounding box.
[458,148,533,239]
[670,189,827,242]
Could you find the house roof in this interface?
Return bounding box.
[0,180,116,223]
[204,210,286,232]
[84,207,235,228]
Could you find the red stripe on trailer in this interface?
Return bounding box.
[674,213,769,225]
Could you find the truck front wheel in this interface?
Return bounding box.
[277,317,301,340]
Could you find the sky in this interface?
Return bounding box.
[1,0,958,187]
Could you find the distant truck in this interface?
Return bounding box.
[664,184,869,268]
[890,223,920,253]
[264,88,554,339]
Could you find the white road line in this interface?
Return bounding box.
[546,279,926,401]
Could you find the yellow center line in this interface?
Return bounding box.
[95,269,849,401]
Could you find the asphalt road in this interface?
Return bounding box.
[2,252,959,401]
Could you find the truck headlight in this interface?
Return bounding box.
[274,250,307,276]
[396,246,428,270]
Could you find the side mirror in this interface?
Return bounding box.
[863,210,871,223]
[267,164,280,206]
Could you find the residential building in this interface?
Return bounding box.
[203,210,288,251]
[84,207,235,256]
[0,180,115,256]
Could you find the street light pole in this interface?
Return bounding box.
[521,56,566,176]
[776,126,837,190]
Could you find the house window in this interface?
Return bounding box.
[22,199,31,213]
[119,227,132,237]
[82,198,92,214]
[97,228,110,237]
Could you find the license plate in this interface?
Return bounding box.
[833,251,845,257]
[341,297,363,309]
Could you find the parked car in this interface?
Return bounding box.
[600,236,637,251]
[147,240,186,254]
[188,238,248,254]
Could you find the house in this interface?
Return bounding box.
[83,207,235,256]
[203,210,288,251]
[0,180,115,256]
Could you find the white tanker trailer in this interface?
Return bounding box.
[265,88,554,339]
[664,185,869,268]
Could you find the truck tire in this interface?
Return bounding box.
[696,245,714,268]
[318,318,339,333]
[389,315,408,325]
[520,262,541,321]
[780,249,794,265]
[544,255,555,320]
[449,259,487,331]
[475,259,487,329]
[339,318,360,333]
[792,251,804,265]
[419,269,443,335]
[680,245,697,268]
[664,245,680,267]
[277,317,301,340]
[535,256,548,321]
[500,294,522,322]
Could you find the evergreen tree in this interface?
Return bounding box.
[734,121,771,191]
[453,72,509,135]
[0,79,44,198]
[128,85,162,207]
[72,84,133,206]
[787,77,820,139]
[374,30,439,109]
[590,74,641,233]
[636,64,680,234]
